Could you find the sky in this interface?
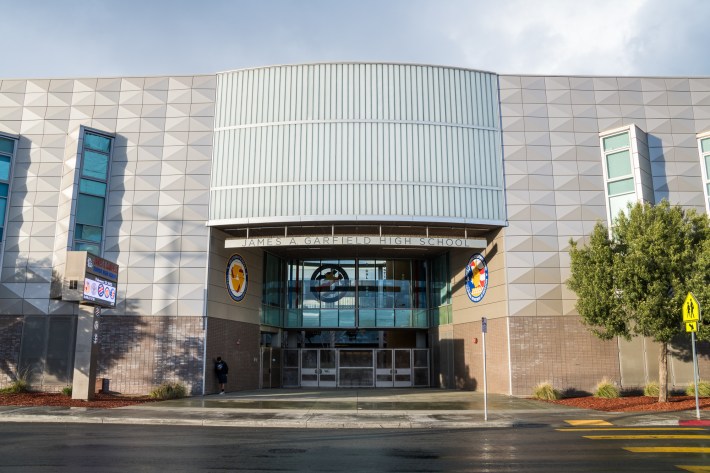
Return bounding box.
[2,0,707,79]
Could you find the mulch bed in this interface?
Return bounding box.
[4,392,710,412]
[550,395,710,412]
[0,392,157,409]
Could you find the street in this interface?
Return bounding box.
[1,423,710,472]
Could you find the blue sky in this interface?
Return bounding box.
[3,0,707,78]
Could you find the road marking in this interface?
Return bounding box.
[677,466,710,472]
[625,447,710,453]
[559,427,704,431]
[564,419,612,426]
[585,435,710,440]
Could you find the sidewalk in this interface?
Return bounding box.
[0,389,707,429]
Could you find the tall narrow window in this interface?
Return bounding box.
[600,125,653,227]
[603,131,635,223]
[698,133,710,212]
[73,131,112,255]
[0,134,17,244]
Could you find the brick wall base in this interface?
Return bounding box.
[97,316,205,395]
[205,318,260,394]
[508,316,620,396]
[434,316,623,396]
[0,316,23,388]
[454,317,509,393]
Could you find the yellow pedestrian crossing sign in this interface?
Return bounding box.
[683,292,701,323]
[686,321,698,333]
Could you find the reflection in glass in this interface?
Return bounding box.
[84,133,112,153]
[82,150,109,180]
[275,257,443,329]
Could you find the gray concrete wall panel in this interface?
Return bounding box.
[501,74,710,391]
[0,74,216,392]
[501,74,710,321]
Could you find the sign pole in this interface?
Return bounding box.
[683,292,702,420]
[482,317,488,422]
[692,331,700,420]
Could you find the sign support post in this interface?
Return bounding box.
[72,304,100,400]
[482,317,488,422]
[692,331,700,420]
[683,292,702,420]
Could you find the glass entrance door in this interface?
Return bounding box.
[319,349,337,387]
[393,349,412,387]
[301,349,319,387]
[287,348,427,388]
[300,349,337,387]
[375,349,394,387]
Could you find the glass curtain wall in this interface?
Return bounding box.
[429,253,452,325]
[73,131,113,255]
[262,252,284,326]
[263,257,438,329]
[0,135,16,244]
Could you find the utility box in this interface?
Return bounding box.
[95,377,110,394]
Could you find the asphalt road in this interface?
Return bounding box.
[1,423,709,472]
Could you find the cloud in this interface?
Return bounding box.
[1,0,709,78]
[440,0,648,75]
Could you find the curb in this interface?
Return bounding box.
[0,414,515,429]
[679,419,710,426]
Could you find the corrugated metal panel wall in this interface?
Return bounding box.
[210,63,505,225]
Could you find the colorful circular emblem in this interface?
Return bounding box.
[465,253,488,303]
[310,264,349,303]
[226,254,248,302]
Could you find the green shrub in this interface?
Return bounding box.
[0,369,30,394]
[532,381,561,401]
[149,382,187,400]
[685,380,710,397]
[643,381,659,397]
[61,386,72,396]
[594,378,620,398]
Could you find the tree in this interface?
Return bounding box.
[568,200,710,402]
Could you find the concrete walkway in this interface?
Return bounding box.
[0,389,706,429]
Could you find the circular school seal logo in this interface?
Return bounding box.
[226,254,248,302]
[465,253,488,303]
[310,264,349,303]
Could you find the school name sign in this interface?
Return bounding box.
[225,235,487,249]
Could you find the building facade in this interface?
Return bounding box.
[0,64,708,396]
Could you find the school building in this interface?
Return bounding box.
[1,63,708,395]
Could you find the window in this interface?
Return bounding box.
[599,125,653,227]
[602,131,636,224]
[0,134,16,244]
[698,134,710,212]
[73,130,112,256]
[278,257,430,329]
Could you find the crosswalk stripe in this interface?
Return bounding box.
[625,447,710,453]
[676,466,710,472]
[558,428,705,432]
[564,419,612,426]
[585,435,710,440]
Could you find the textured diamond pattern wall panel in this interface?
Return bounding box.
[0,75,215,319]
[500,75,710,320]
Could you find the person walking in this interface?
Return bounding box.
[214,356,229,394]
